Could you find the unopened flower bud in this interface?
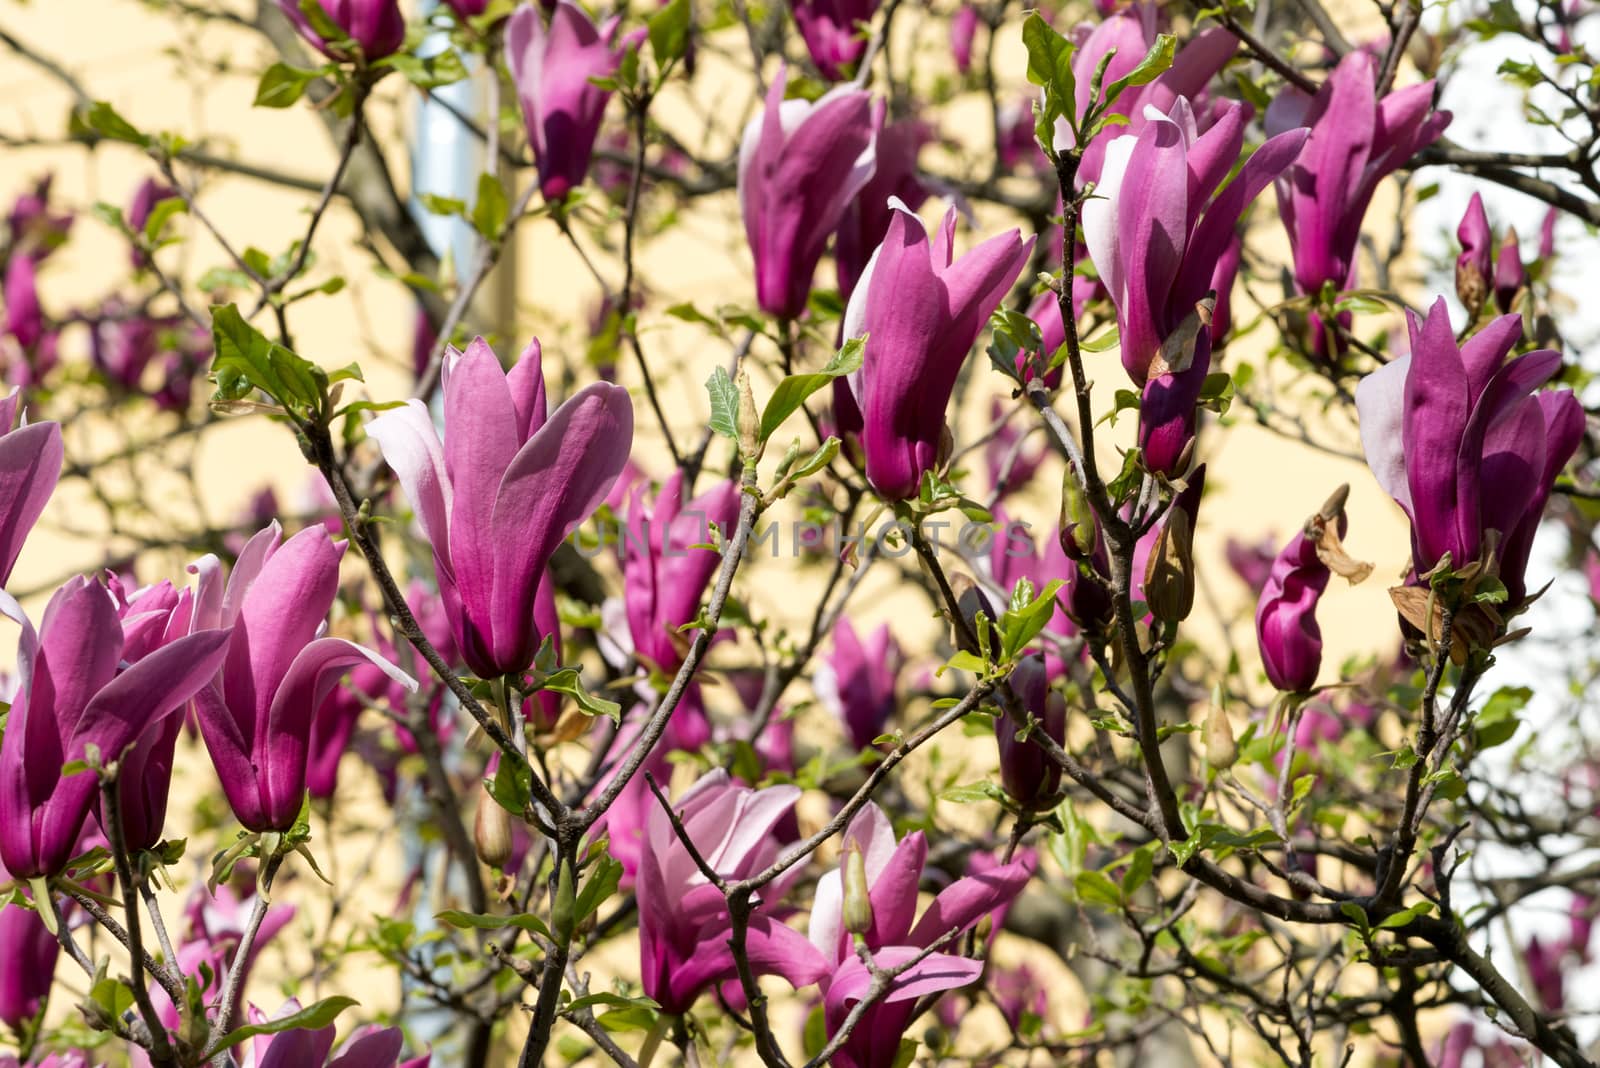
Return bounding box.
[1256,485,1370,692]
[475,786,513,869]
[948,572,996,656]
[1058,468,1097,561]
[996,654,1067,804]
[552,855,578,942]
[1202,689,1238,770]
[1143,467,1204,625]
[937,422,956,471]
[737,369,763,462]
[1493,225,1526,314]
[1456,193,1492,315]
[842,843,874,936]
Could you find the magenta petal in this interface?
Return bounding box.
[487,381,633,673]
[445,338,525,626]
[505,338,548,440]
[1500,390,1584,600]
[261,637,416,830]
[0,420,62,586]
[328,1026,405,1068]
[827,948,984,1006]
[1175,127,1308,314]
[33,577,124,750]
[225,526,346,745]
[1111,115,1190,381]
[1456,313,1524,404]
[76,628,232,749]
[866,830,927,949]
[906,858,1032,947]
[367,400,453,568]
[1402,299,1473,569]
[192,683,263,830]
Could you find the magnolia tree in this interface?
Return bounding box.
[1,0,1599,1065]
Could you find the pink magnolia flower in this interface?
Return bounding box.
[1083,98,1306,474]
[1266,50,1449,357]
[834,116,932,302]
[278,0,406,61]
[507,1,632,202]
[807,803,1031,1068]
[189,523,416,831]
[841,203,1033,499]
[790,0,880,81]
[6,174,73,261]
[620,471,740,675]
[0,579,231,877]
[739,67,880,320]
[3,255,58,387]
[637,770,827,1013]
[813,617,902,751]
[1053,2,1239,188]
[1255,494,1353,693]
[950,4,979,73]
[1356,299,1584,603]
[368,337,634,678]
[995,654,1067,804]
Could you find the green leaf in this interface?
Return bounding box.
[1472,576,1509,604]
[1197,370,1234,415]
[1473,685,1530,750]
[941,650,988,676]
[326,361,364,385]
[705,366,739,439]
[208,996,357,1058]
[540,669,622,724]
[1121,846,1154,895]
[436,909,554,940]
[665,301,718,328]
[648,0,691,67]
[999,579,1066,661]
[142,196,186,244]
[1377,901,1434,929]
[91,202,128,234]
[802,1004,828,1059]
[757,335,864,441]
[574,854,623,925]
[1022,12,1076,139]
[597,1002,660,1032]
[487,757,532,815]
[83,101,149,146]
[1073,869,1123,908]
[90,974,136,1019]
[209,303,322,412]
[418,193,466,218]
[298,0,353,53]
[565,992,660,1016]
[939,781,1007,805]
[1103,34,1176,106]
[254,62,318,109]
[472,173,509,240]
[385,49,469,90]
[198,266,252,293]
[787,437,839,482]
